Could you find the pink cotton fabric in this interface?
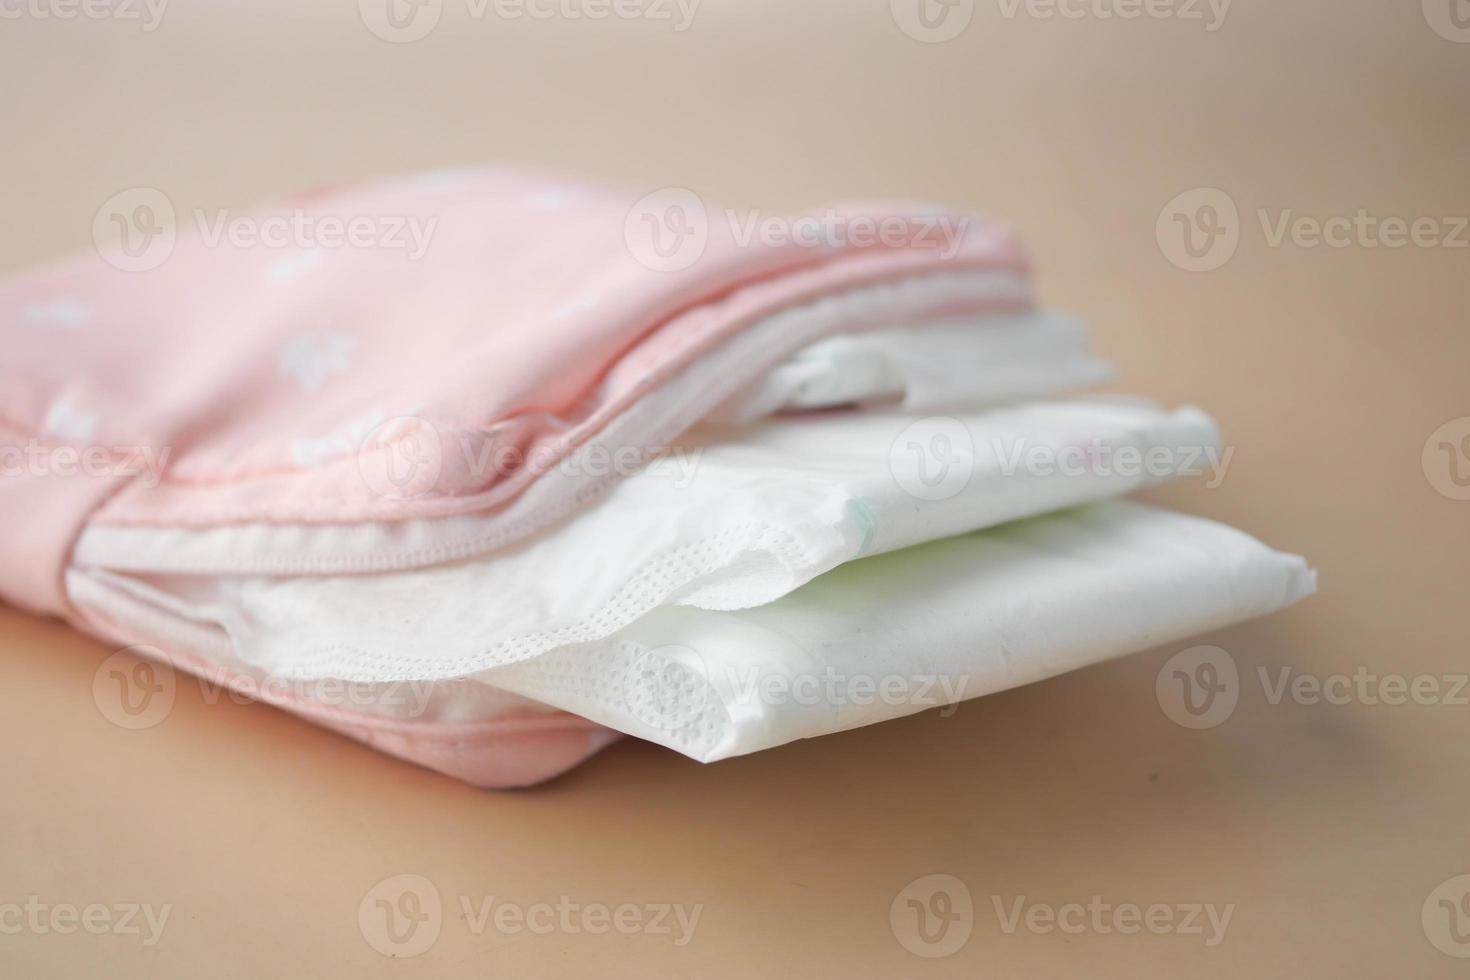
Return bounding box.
[0,169,1031,786]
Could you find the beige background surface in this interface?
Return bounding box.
[2,1,1467,976]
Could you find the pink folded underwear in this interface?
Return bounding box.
[0,169,1314,786]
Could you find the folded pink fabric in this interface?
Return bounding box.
[1,170,1031,785]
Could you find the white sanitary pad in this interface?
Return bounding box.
[483,500,1315,761]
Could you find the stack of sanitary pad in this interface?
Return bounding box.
[0,171,1314,786]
